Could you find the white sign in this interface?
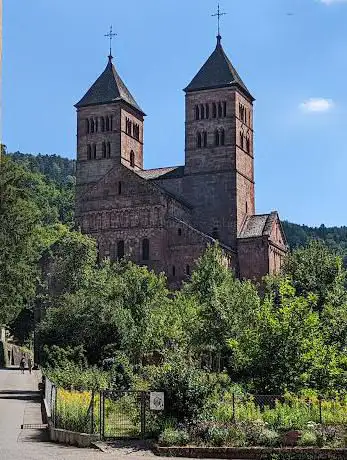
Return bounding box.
[150,392,164,411]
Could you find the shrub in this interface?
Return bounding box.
[205,426,230,447]
[102,351,134,391]
[45,362,110,390]
[242,421,280,447]
[148,360,213,423]
[297,430,317,446]
[158,427,190,446]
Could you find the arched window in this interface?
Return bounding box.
[86,119,90,134]
[102,142,106,159]
[110,116,113,131]
[203,131,207,147]
[240,131,244,149]
[118,181,122,195]
[223,101,227,117]
[212,227,219,239]
[220,129,225,146]
[246,202,248,214]
[107,142,111,158]
[95,118,98,132]
[87,145,92,160]
[212,103,217,118]
[101,117,105,132]
[106,116,110,131]
[200,104,205,119]
[197,132,202,148]
[90,119,95,133]
[93,144,97,159]
[205,104,209,119]
[246,136,250,153]
[142,238,150,261]
[172,265,176,277]
[178,228,182,236]
[117,240,125,260]
[218,102,223,118]
[186,264,191,276]
[130,150,135,167]
[195,105,200,120]
[214,130,220,146]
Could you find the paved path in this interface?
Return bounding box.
[0,368,199,460]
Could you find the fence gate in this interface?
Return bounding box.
[100,390,148,439]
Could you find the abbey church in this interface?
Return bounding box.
[75,33,287,285]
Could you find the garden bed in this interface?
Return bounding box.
[153,445,347,459]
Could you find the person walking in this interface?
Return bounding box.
[19,355,25,374]
[28,356,32,374]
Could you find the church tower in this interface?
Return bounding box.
[75,54,145,199]
[184,34,255,249]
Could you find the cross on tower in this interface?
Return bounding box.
[105,25,117,59]
[212,3,227,37]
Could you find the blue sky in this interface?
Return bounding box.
[3,0,347,226]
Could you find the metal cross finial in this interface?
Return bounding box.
[105,25,117,58]
[212,3,227,37]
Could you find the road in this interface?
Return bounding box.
[0,368,198,460]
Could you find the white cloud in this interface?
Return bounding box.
[299,98,334,113]
[320,0,347,5]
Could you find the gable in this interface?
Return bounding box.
[78,163,191,215]
[269,216,288,248]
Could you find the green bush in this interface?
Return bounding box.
[297,430,317,446]
[148,360,213,423]
[158,427,190,446]
[242,421,280,447]
[204,424,246,447]
[45,362,110,390]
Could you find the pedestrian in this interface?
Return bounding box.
[20,355,25,374]
[28,356,32,374]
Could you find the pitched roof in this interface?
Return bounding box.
[184,36,254,101]
[238,212,278,239]
[136,166,184,180]
[75,56,144,113]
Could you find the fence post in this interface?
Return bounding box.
[140,391,146,439]
[54,385,58,427]
[99,391,103,439]
[232,393,236,423]
[318,395,323,424]
[90,390,94,434]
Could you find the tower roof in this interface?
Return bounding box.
[75,56,145,114]
[184,36,254,101]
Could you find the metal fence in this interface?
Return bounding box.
[43,379,347,440]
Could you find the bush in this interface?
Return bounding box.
[158,427,190,446]
[102,351,134,391]
[298,430,317,446]
[205,424,246,447]
[45,362,110,390]
[148,360,213,423]
[242,421,280,447]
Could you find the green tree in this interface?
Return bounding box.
[0,157,41,324]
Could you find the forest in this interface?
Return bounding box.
[1,150,347,449]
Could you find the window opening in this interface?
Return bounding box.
[212,103,217,118]
[223,101,227,117]
[117,240,125,260]
[197,132,202,148]
[215,130,220,146]
[205,103,209,119]
[118,181,122,195]
[130,150,135,167]
[142,238,150,261]
[172,265,176,277]
[195,105,200,120]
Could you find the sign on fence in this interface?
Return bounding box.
[150,392,164,411]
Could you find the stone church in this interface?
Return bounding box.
[75,33,287,285]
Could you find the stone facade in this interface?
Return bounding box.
[75,37,287,285]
